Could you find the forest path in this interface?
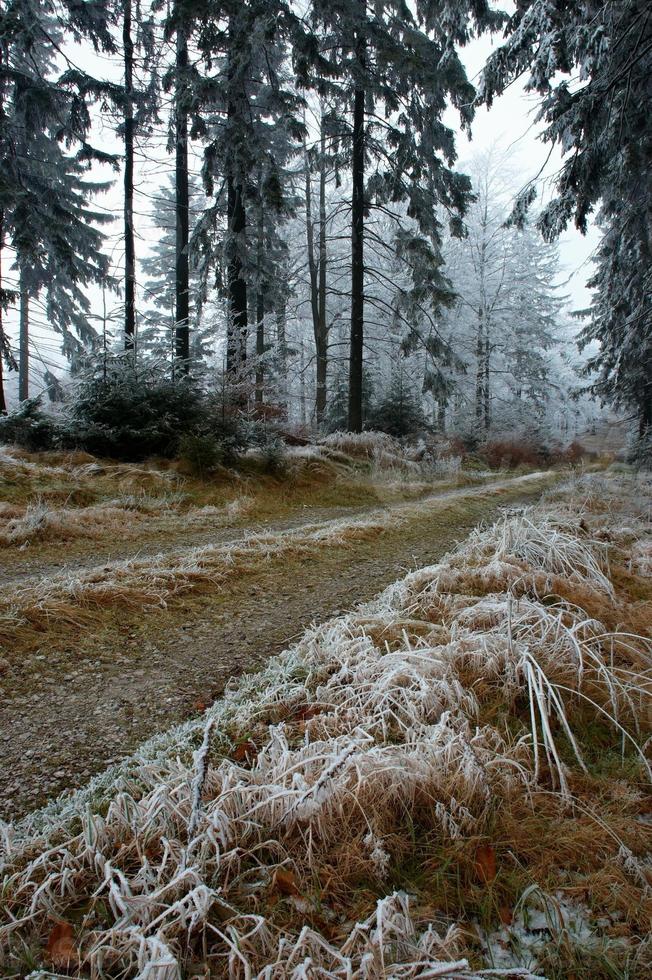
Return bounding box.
[0,501,374,589]
[0,472,535,589]
[0,470,560,821]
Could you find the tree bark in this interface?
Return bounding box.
[0,208,6,414]
[226,175,248,376]
[475,206,490,429]
[175,21,190,370]
[225,19,248,381]
[316,120,328,425]
[483,325,491,431]
[348,10,366,433]
[305,144,318,345]
[437,400,446,434]
[639,379,652,437]
[475,313,484,423]
[0,44,10,413]
[300,337,307,427]
[19,265,28,401]
[305,140,327,424]
[276,297,288,420]
[255,293,264,403]
[123,0,136,351]
[255,184,264,405]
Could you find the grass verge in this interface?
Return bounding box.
[1,472,650,977]
[0,472,558,658]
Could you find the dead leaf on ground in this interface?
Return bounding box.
[474,843,497,883]
[46,920,78,970]
[231,739,257,763]
[290,703,322,722]
[273,867,301,896]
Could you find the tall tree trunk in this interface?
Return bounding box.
[305,140,324,424]
[453,389,463,429]
[305,143,318,340]
[0,334,5,414]
[255,187,265,405]
[315,336,328,427]
[437,399,446,434]
[0,43,7,413]
[101,282,109,383]
[300,338,307,427]
[316,120,328,425]
[640,378,652,437]
[0,209,6,414]
[475,313,484,423]
[19,266,28,401]
[348,9,366,433]
[483,325,491,431]
[226,23,248,380]
[255,293,264,404]
[276,298,288,420]
[475,213,489,428]
[175,21,190,370]
[226,175,248,377]
[123,0,136,351]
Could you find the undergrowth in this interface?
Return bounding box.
[0,441,495,553]
[0,473,650,977]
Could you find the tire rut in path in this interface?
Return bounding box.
[0,475,556,821]
[0,503,374,589]
[0,473,522,590]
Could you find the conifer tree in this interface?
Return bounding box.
[190,0,304,387]
[302,1,502,432]
[119,0,158,353]
[369,364,426,438]
[304,111,331,425]
[140,174,203,363]
[0,305,10,414]
[0,38,13,413]
[437,158,563,435]
[252,165,293,406]
[479,0,652,438]
[123,0,136,350]
[0,0,116,386]
[161,1,195,372]
[174,6,190,369]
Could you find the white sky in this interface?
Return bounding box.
[2,3,601,402]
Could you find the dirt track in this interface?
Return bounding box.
[0,472,559,821]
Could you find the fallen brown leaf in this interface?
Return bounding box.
[499,905,512,926]
[273,867,301,896]
[231,739,257,763]
[291,704,322,722]
[46,920,78,970]
[474,843,497,883]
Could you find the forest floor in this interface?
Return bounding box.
[1,467,650,979]
[0,447,561,821]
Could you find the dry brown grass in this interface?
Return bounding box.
[0,472,558,657]
[0,512,388,648]
[0,492,257,549]
[0,441,557,576]
[0,473,650,978]
[0,443,408,556]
